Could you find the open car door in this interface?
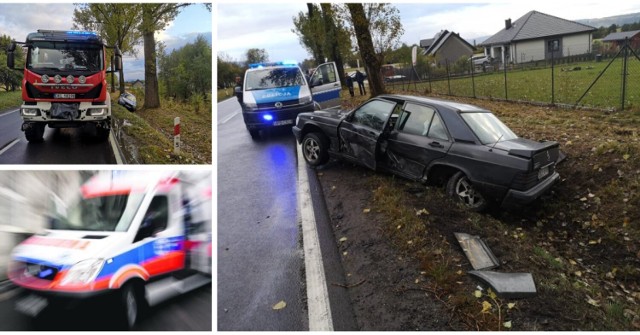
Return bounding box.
[337,98,398,170]
[309,62,341,109]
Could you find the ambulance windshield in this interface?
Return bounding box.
[50,193,145,232]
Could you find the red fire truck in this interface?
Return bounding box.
[6,30,122,142]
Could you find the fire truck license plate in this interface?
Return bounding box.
[54,94,75,99]
[15,294,48,317]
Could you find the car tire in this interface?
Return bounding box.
[446,171,487,211]
[24,123,45,143]
[302,132,329,166]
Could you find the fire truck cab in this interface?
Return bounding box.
[8,171,212,329]
[6,30,122,143]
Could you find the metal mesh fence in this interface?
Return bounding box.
[383,39,640,111]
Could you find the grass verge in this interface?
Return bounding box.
[0,91,22,111]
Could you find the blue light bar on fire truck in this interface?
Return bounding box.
[249,60,298,69]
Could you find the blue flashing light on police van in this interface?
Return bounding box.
[66,31,97,36]
[262,114,273,121]
[249,60,298,69]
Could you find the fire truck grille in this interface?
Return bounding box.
[25,82,103,100]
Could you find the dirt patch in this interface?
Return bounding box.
[315,93,640,330]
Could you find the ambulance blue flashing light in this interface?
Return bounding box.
[249,60,298,69]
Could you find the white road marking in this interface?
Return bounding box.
[297,144,334,331]
[0,109,18,118]
[0,139,20,156]
[217,109,240,125]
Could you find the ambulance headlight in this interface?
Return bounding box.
[60,259,104,286]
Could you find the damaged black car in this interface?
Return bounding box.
[292,94,560,211]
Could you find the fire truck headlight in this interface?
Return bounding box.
[66,75,74,84]
[60,259,104,286]
[21,108,40,116]
[79,76,86,84]
[41,75,49,84]
[88,108,107,116]
[54,75,62,84]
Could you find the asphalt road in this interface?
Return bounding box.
[216,97,358,331]
[217,97,306,330]
[0,109,116,164]
[0,282,212,330]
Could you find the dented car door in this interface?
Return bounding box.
[382,102,452,179]
[338,99,397,170]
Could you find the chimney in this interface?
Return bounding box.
[505,19,512,29]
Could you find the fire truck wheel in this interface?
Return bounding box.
[25,123,45,142]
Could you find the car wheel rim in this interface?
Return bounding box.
[304,138,319,162]
[455,177,484,208]
[126,288,137,327]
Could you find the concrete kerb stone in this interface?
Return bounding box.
[468,271,537,299]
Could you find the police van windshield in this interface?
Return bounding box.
[27,41,103,72]
[245,67,306,91]
[50,193,145,232]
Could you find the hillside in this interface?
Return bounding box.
[577,12,640,28]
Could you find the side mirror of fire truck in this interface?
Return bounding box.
[114,47,123,72]
[6,42,16,69]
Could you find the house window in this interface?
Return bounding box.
[548,39,559,52]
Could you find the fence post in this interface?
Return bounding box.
[427,66,432,93]
[471,60,476,98]
[503,58,508,100]
[174,116,181,155]
[551,49,555,105]
[446,59,451,96]
[622,37,629,111]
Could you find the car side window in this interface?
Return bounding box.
[397,103,435,136]
[428,113,449,141]
[352,100,396,131]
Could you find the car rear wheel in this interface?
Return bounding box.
[302,132,329,166]
[446,172,487,211]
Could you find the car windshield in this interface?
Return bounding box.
[461,112,518,145]
[245,67,305,91]
[27,41,103,72]
[49,193,145,232]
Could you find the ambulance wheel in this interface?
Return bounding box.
[25,123,45,142]
[119,282,144,329]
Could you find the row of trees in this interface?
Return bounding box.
[0,34,24,91]
[292,3,404,97]
[593,21,640,39]
[158,35,212,101]
[73,3,211,108]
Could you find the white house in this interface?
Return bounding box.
[480,11,596,64]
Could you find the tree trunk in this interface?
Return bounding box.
[307,3,325,64]
[347,3,385,97]
[143,30,160,108]
[320,4,346,87]
[119,64,126,95]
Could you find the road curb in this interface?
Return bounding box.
[109,129,125,165]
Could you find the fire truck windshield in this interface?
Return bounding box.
[50,193,145,232]
[27,41,103,72]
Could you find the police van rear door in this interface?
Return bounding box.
[309,62,341,109]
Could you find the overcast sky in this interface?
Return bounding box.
[217,0,640,63]
[0,3,212,81]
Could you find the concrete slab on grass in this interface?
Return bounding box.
[468,271,537,299]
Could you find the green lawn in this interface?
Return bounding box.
[397,58,640,111]
[0,91,22,110]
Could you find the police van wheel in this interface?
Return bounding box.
[25,123,45,143]
[119,283,141,329]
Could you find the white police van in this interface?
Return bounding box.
[8,171,212,329]
[235,61,341,139]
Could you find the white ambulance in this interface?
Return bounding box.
[7,170,212,329]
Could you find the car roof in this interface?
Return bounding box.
[378,94,489,113]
